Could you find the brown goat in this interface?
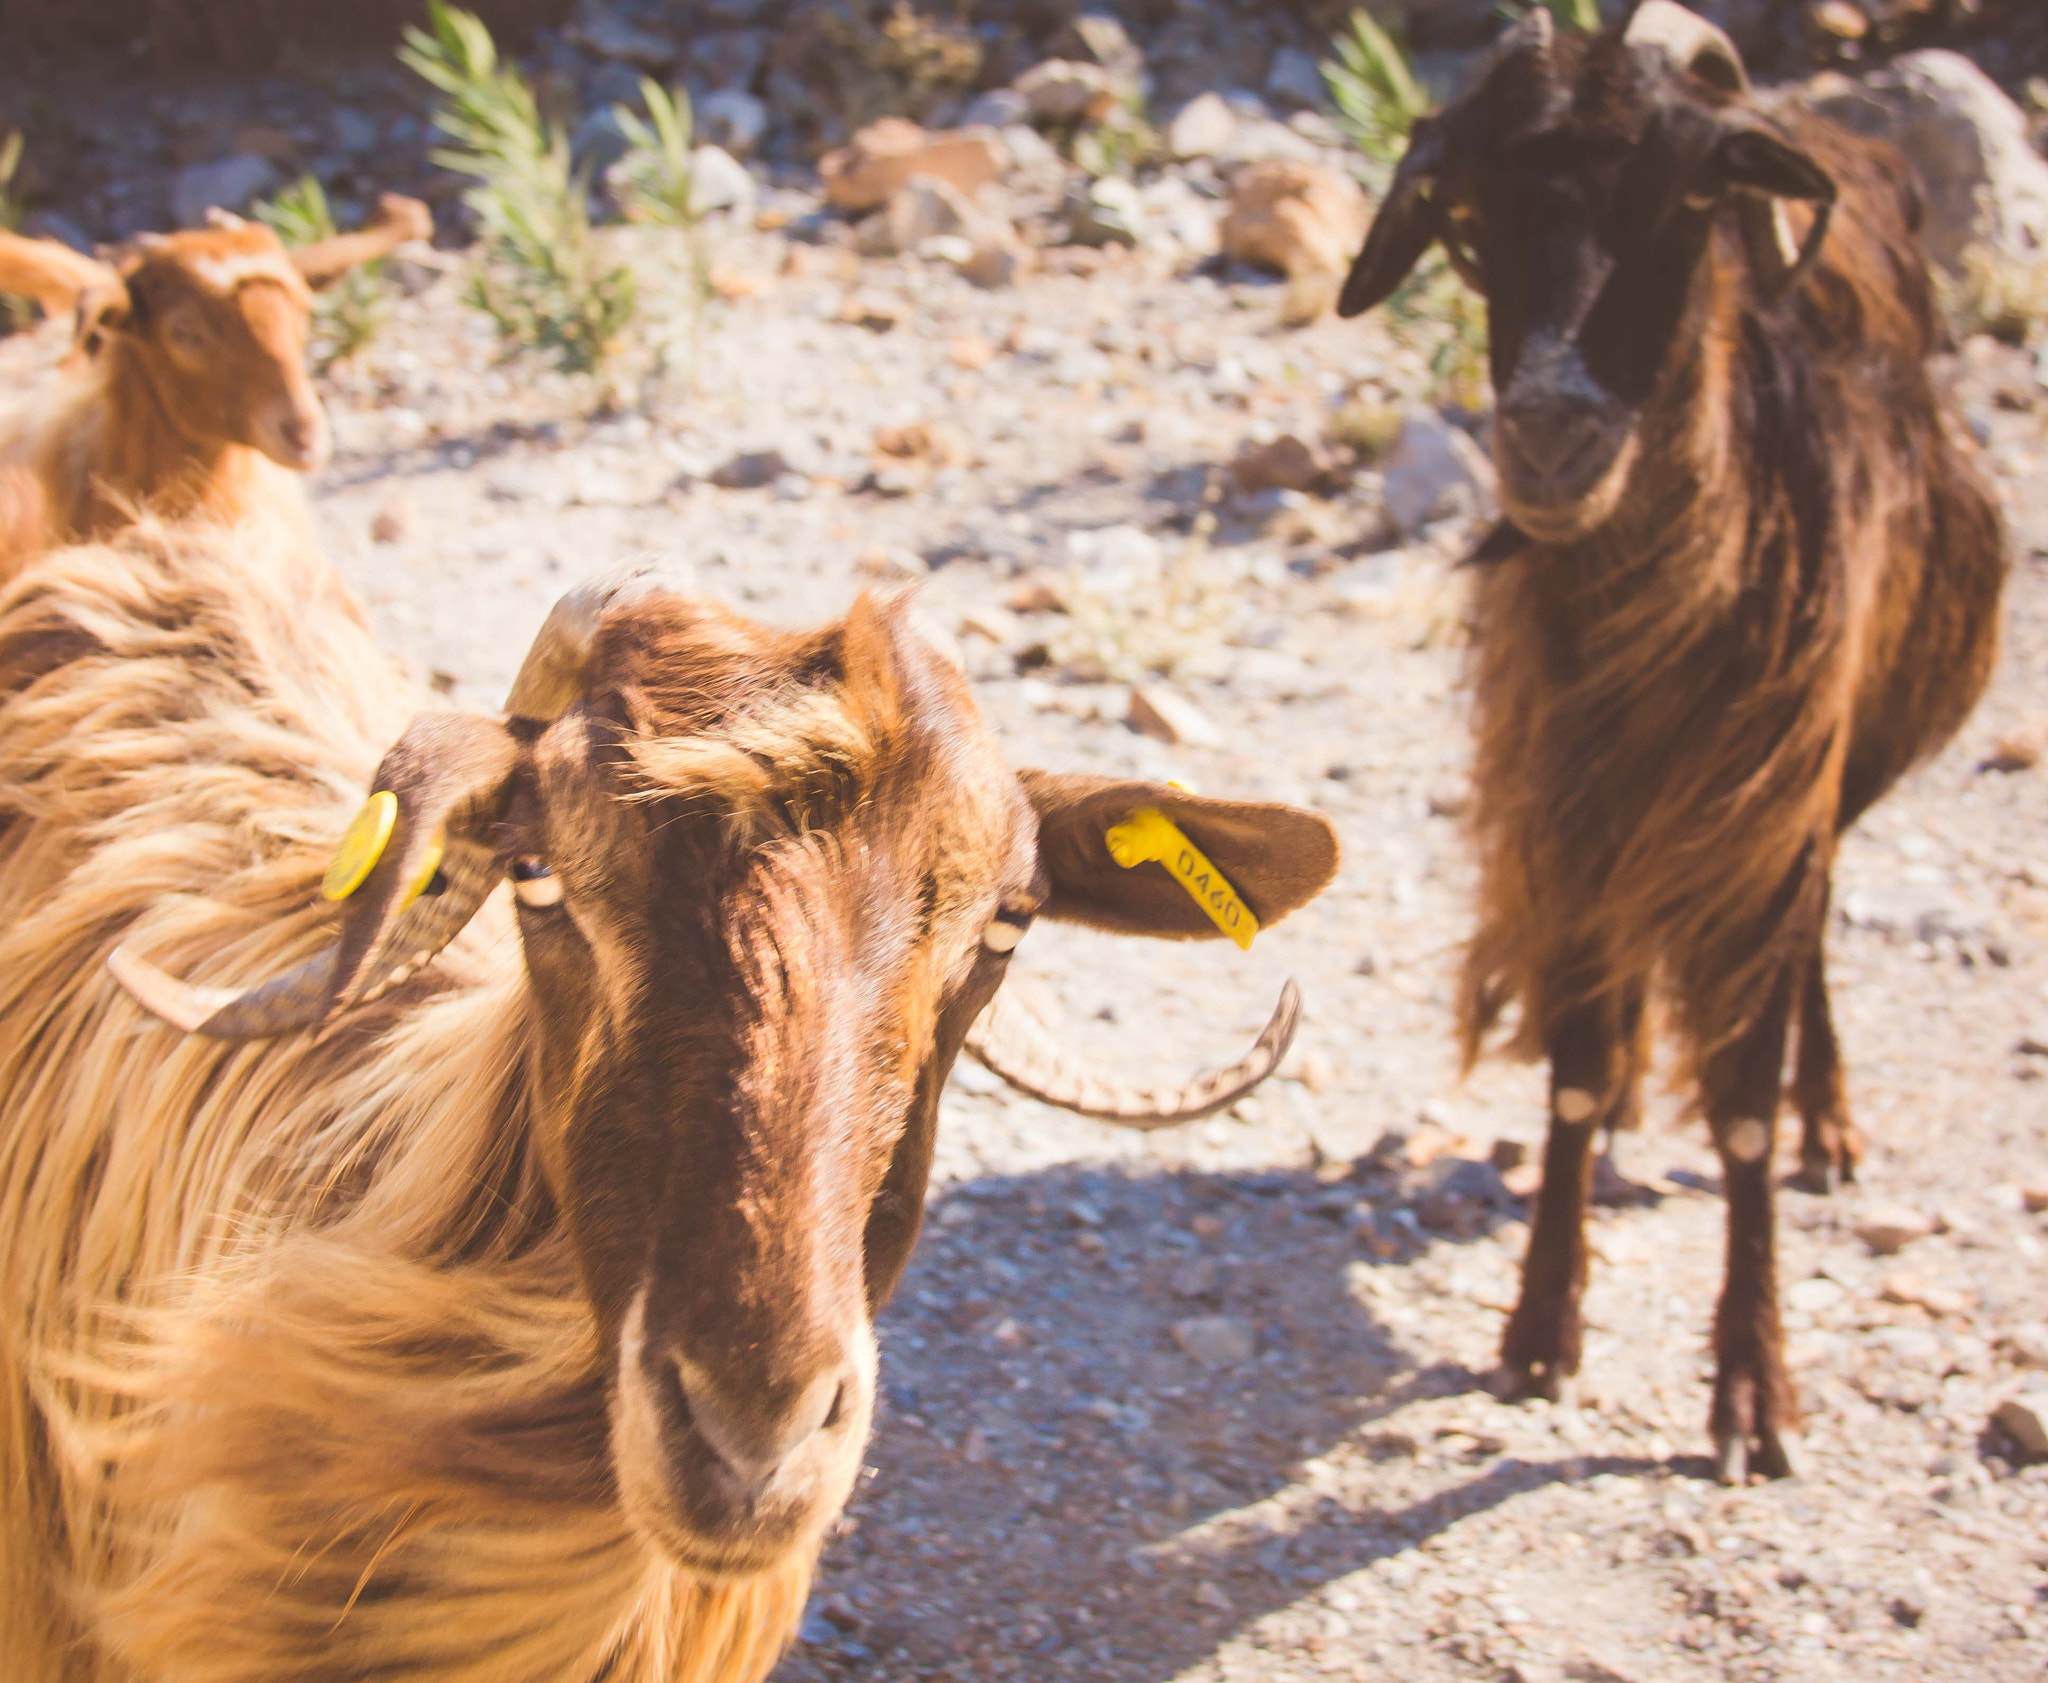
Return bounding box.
[1339,2,2006,1481]
[0,193,430,552]
[0,514,1336,1682]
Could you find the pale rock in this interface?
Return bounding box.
[687,145,756,218]
[1382,408,1495,536]
[1881,1273,1972,1317]
[855,546,928,582]
[960,88,1029,130]
[2007,1323,2048,1368]
[1173,1315,1257,1370]
[1128,683,1223,749]
[696,88,768,156]
[820,119,1008,214]
[960,241,1027,289]
[569,10,676,70]
[959,605,1021,645]
[1192,1580,1233,1612]
[1786,1276,1846,1315]
[1802,51,2048,273]
[1993,1396,2048,1458]
[1169,92,1239,161]
[1266,47,1328,112]
[1855,1204,1938,1256]
[1066,175,1145,248]
[172,153,279,229]
[1217,118,1323,168]
[1219,158,1370,286]
[1013,59,1120,126]
[881,174,983,253]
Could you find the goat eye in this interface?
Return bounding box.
[982,900,1034,954]
[511,856,563,908]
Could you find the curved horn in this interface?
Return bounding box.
[1492,4,1551,62]
[289,193,435,290]
[0,231,121,319]
[964,979,1302,1128]
[504,566,675,720]
[1625,0,1749,95]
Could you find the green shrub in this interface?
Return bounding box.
[1321,10,1428,167]
[254,175,392,369]
[401,0,635,375]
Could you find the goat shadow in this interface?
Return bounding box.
[771,1157,1702,1683]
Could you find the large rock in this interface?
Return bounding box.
[820,119,1008,214]
[687,146,755,220]
[697,88,768,156]
[1219,158,1370,282]
[172,153,279,229]
[1168,91,1239,161]
[1382,409,1494,536]
[1802,51,2048,275]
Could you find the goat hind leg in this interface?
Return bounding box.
[1791,930,1862,1194]
[1705,967,1802,1483]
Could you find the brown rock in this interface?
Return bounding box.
[1230,432,1326,494]
[820,119,1007,214]
[369,496,412,545]
[1881,1273,1973,1317]
[1490,1139,1529,1173]
[836,294,905,333]
[1993,1395,2048,1458]
[1220,159,1371,289]
[947,334,996,370]
[1006,574,1068,614]
[1127,683,1223,748]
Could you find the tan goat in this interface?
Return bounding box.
[0,193,430,555]
[0,515,1337,1683]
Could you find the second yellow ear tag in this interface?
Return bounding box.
[1104,807,1260,951]
[322,791,398,901]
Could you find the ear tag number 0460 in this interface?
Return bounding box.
[1104,808,1259,951]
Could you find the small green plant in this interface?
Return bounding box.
[1531,0,1604,33]
[1050,517,1233,683]
[1073,91,1161,181]
[0,130,23,231]
[1321,10,1428,167]
[401,0,634,375]
[610,78,698,230]
[255,175,391,369]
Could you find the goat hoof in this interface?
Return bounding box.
[1713,1430,1749,1486]
[1490,1360,1568,1405]
[1755,1427,1803,1480]
[1793,1159,1839,1196]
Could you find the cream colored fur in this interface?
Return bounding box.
[0,517,809,1683]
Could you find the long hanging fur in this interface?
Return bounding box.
[1458,109,2004,1079]
[0,517,810,1683]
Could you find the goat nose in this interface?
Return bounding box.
[670,1356,857,1495]
[1498,397,1604,483]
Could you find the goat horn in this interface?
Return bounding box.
[964,979,1302,1128]
[110,942,339,1037]
[504,566,678,721]
[1625,0,1749,94]
[1493,4,1551,60]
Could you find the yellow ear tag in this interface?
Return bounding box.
[1104,807,1260,951]
[322,791,398,902]
[403,833,446,908]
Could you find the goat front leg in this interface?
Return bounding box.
[1497,983,1636,1403]
[1791,904,1863,1193]
[1704,965,1801,1483]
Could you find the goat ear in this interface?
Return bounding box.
[1338,118,1448,319]
[73,279,134,357]
[110,713,520,1039]
[1712,123,1837,298]
[1020,769,1339,940]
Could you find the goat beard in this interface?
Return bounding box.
[1496,428,1642,547]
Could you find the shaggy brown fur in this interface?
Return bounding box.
[1340,10,2006,1479]
[0,518,1337,1681]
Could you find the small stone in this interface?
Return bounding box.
[1809,0,1869,41]
[1006,574,1067,614]
[1172,1256,1220,1298]
[710,448,791,490]
[1855,1204,1938,1256]
[1127,683,1223,748]
[1787,1276,1847,1315]
[1328,397,1407,460]
[835,295,905,333]
[1501,1163,1544,1200]
[172,153,279,229]
[2006,1323,2048,1367]
[820,119,1008,214]
[1992,1396,2048,1459]
[1490,1139,1529,1173]
[1979,727,2041,773]
[1066,176,1145,249]
[1266,47,1328,112]
[947,334,996,370]
[856,546,927,582]
[961,1425,990,1463]
[1168,92,1238,161]
[959,241,1027,289]
[1192,1580,1233,1612]
[1013,59,1120,126]
[2021,1183,2048,1213]
[369,496,412,545]
[1174,1315,1256,1370]
[697,88,768,156]
[959,606,1020,645]
[1230,432,1326,494]
[959,88,1029,130]
[1881,1273,1973,1317]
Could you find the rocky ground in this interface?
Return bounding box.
[8,6,2048,1681]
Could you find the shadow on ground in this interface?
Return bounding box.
[772,1158,1703,1682]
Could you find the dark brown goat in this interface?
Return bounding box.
[1339,2,2007,1481]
